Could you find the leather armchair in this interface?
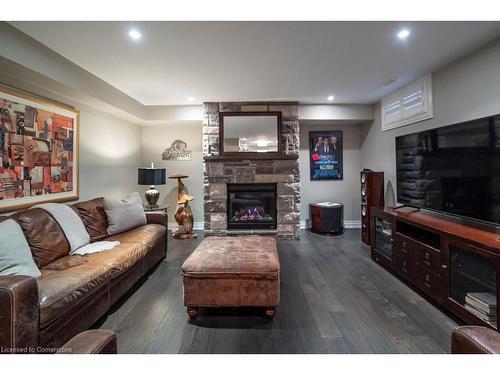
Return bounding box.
[0,277,116,354]
[0,275,39,352]
[58,330,117,354]
[451,326,500,354]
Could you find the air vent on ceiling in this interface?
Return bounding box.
[383,77,400,86]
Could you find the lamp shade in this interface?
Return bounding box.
[138,168,166,186]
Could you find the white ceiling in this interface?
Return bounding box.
[11,21,500,106]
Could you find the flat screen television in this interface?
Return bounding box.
[396,114,500,227]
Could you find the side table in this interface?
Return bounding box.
[143,206,169,260]
[143,205,169,225]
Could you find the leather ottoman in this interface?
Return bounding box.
[181,236,280,318]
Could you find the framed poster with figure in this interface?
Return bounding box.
[309,131,343,181]
[0,84,79,212]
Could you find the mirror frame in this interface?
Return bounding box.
[219,111,283,156]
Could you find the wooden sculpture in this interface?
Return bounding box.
[169,173,197,239]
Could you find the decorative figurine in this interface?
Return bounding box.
[169,173,197,239]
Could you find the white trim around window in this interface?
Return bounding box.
[381,73,434,132]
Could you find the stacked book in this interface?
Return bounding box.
[465,292,497,323]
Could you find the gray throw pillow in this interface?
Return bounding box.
[0,219,41,277]
[104,192,147,235]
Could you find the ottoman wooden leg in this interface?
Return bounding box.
[265,307,277,318]
[187,307,199,319]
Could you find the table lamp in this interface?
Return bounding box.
[138,162,166,208]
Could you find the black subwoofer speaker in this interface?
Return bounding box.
[309,202,344,235]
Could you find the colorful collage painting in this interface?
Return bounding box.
[0,86,78,211]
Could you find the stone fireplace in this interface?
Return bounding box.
[203,102,301,240]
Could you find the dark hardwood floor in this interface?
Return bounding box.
[96,229,459,353]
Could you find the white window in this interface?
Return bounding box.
[381,74,434,131]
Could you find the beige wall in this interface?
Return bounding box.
[0,23,144,204]
[3,20,499,229]
[142,120,363,228]
[0,72,143,208]
[79,108,142,201]
[360,37,500,206]
[141,122,204,228]
[299,122,362,225]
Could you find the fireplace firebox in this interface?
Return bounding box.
[227,183,277,230]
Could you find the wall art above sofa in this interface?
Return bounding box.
[0,85,79,212]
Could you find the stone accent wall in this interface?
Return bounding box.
[203,102,301,240]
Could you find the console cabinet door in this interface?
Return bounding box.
[371,212,395,271]
[442,238,499,331]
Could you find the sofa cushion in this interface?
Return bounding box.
[103,193,146,235]
[107,224,166,252]
[12,208,70,268]
[0,219,41,277]
[38,257,111,328]
[72,198,109,242]
[84,242,148,278]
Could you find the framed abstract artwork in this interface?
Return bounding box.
[309,131,343,181]
[0,85,79,212]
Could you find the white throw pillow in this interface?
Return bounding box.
[104,192,147,235]
[0,219,41,278]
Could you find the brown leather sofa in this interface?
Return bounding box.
[452,326,500,354]
[0,197,167,353]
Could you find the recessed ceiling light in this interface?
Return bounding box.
[128,29,142,41]
[187,96,194,102]
[397,29,410,39]
[327,95,335,101]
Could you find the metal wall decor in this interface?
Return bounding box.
[162,139,192,161]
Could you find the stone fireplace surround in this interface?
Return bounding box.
[203,102,301,240]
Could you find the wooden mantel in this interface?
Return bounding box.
[203,154,299,162]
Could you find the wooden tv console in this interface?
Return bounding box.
[370,206,500,330]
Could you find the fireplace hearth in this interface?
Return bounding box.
[227,183,277,229]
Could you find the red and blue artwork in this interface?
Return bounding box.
[309,131,343,181]
[0,89,77,207]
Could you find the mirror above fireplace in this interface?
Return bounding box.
[220,112,282,155]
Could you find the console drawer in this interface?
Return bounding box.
[394,255,415,281]
[393,233,415,259]
[415,244,441,273]
[415,262,442,301]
